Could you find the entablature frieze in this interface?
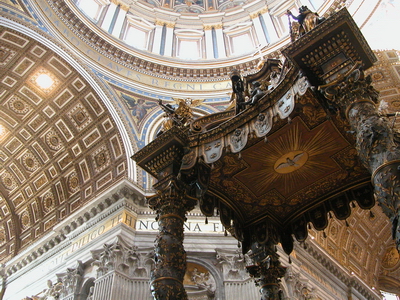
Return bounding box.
[4,182,143,281]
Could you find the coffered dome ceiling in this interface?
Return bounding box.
[1,0,400,294]
[0,27,127,261]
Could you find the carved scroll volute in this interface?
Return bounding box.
[320,67,400,251]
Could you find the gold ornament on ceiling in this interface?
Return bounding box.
[382,247,400,269]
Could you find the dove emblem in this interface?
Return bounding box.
[274,151,309,174]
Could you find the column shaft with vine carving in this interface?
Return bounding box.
[148,180,197,300]
[321,69,400,250]
[246,242,286,300]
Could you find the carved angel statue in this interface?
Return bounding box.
[87,286,94,300]
[158,98,197,133]
[190,268,216,297]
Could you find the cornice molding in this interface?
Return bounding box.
[4,181,143,280]
[41,0,283,82]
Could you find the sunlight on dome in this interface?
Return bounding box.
[35,73,54,89]
[76,0,103,20]
[382,291,400,300]
[361,0,400,50]
[0,124,8,141]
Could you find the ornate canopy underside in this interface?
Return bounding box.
[207,103,371,225]
[132,8,377,256]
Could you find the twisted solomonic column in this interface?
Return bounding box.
[148,179,197,300]
[320,65,400,251]
[246,242,286,300]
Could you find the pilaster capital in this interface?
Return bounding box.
[110,0,130,11]
[204,24,223,30]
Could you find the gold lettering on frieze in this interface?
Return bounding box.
[136,218,225,233]
[70,210,136,253]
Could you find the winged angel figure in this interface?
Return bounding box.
[158,98,204,133]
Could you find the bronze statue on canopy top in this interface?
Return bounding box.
[287,6,325,41]
[158,99,194,134]
[244,81,268,106]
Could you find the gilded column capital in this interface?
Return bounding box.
[250,12,259,19]
[204,24,223,30]
[155,20,166,26]
[110,0,130,11]
[250,7,269,19]
[154,20,175,27]
[259,7,269,15]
